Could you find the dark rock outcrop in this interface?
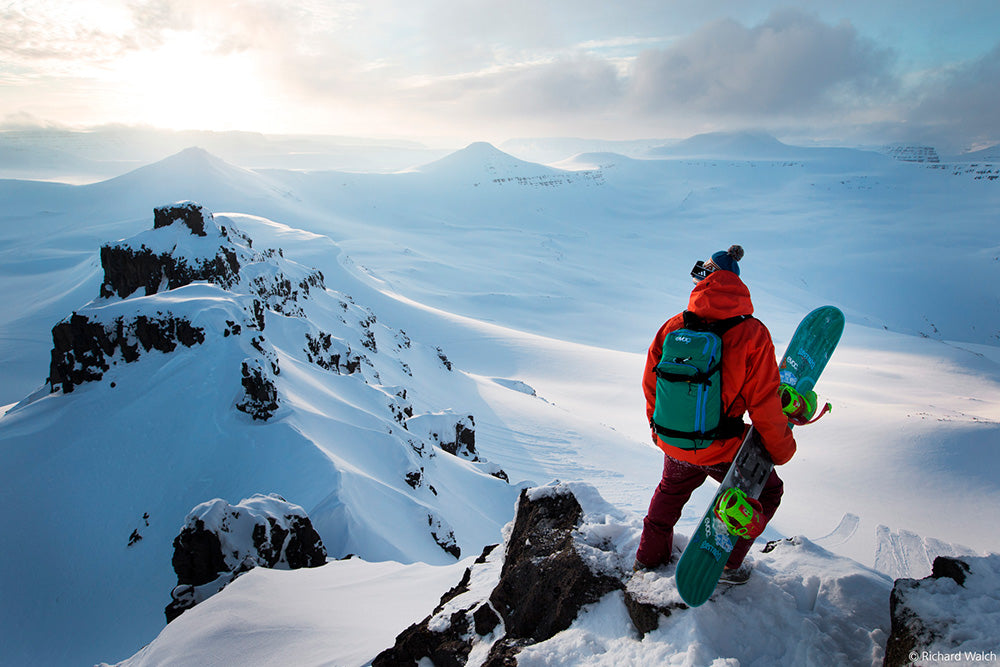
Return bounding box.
[165,494,326,623]
[372,546,500,667]
[49,312,205,392]
[427,513,461,560]
[100,202,243,299]
[404,413,508,482]
[489,489,620,642]
[154,200,210,235]
[884,555,999,667]
[374,486,627,666]
[236,359,280,420]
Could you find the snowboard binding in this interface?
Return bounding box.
[714,488,766,539]
[779,383,831,426]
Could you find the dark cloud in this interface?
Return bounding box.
[627,9,897,118]
[382,9,909,140]
[905,42,1000,150]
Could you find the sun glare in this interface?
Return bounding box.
[107,32,276,131]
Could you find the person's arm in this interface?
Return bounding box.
[742,327,796,465]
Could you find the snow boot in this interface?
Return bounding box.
[719,560,753,585]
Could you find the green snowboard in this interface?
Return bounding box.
[674,305,845,608]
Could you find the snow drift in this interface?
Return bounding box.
[0,202,518,665]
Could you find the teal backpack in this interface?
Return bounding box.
[651,312,749,450]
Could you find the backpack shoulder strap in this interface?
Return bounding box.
[682,311,752,335]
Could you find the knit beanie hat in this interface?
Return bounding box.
[710,245,744,276]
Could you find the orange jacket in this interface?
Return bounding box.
[643,271,796,466]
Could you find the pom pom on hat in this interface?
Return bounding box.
[710,245,744,276]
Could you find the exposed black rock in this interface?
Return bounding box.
[154,201,209,235]
[249,264,326,318]
[884,556,989,667]
[428,513,461,560]
[236,360,279,420]
[171,518,228,589]
[931,556,971,586]
[621,589,687,637]
[473,603,501,636]
[49,312,205,393]
[406,414,480,461]
[372,553,494,667]
[166,495,326,623]
[442,416,478,460]
[372,610,474,667]
[376,487,628,666]
[489,489,621,643]
[101,203,243,300]
[304,330,363,375]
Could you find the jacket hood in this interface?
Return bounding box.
[687,270,754,320]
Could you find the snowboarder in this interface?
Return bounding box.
[634,245,796,584]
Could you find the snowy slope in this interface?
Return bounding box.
[0,204,520,665]
[110,482,894,667]
[1,136,999,665]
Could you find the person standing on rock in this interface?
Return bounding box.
[634,245,795,584]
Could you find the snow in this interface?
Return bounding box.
[899,555,1000,661]
[0,132,998,665]
[107,558,470,667]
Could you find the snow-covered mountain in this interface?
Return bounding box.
[0,201,519,665]
[0,126,447,182]
[1,136,999,665]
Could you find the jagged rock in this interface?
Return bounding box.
[372,610,473,667]
[489,488,621,642]
[165,494,326,623]
[405,413,478,460]
[48,312,205,393]
[154,200,210,235]
[473,603,501,636]
[884,555,1000,667]
[304,330,363,374]
[101,202,244,299]
[376,486,626,666]
[428,513,461,559]
[373,546,498,667]
[235,359,280,420]
[405,412,509,482]
[249,264,326,317]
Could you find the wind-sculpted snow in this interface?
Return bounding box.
[0,202,518,665]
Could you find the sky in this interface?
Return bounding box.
[1,0,999,151]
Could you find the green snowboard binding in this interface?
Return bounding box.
[779,383,831,426]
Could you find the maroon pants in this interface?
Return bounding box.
[636,454,783,569]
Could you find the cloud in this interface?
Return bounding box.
[1,2,996,149]
[627,9,897,118]
[0,3,134,67]
[905,42,1000,150]
[408,56,623,117]
[365,8,908,140]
